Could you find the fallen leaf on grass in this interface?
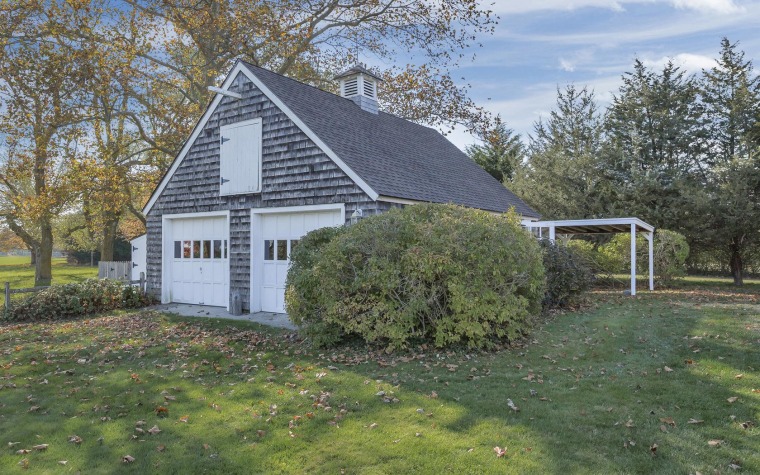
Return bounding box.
[664,366,673,373]
[27,406,40,413]
[68,435,82,444]
[32,444,48,451]
[687,418,704,424]
[122,455,135,463]
[625,419,635,428]
[735,374,743,379]
[16,449,30,454]
[493,446,507,458]
[368,423,378,429]
[727,397,738,403]
[708,439,723,447]
[18,458,29,469]
[8,442,20,447]
[179,415,189,423]
[507,399,519,412]
[148,425,161,435]
[58,461,67,465]
[659,417,676,427]
[649,444,658,456]
[157,445,166,452]
[203,443,210,450]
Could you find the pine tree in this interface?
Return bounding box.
[466,116,524,183]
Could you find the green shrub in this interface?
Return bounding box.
[600,229,689,284]
[650,230,689,284]
[567,239,623,277]
[6,279,153,322]
[540,240,594,309]
[286,204,545,350]
[285,226,347,347]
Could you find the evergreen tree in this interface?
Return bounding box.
[466,116,524,183]
[512,85,604,219]
[698,38,760,284]
[701,38,760,165]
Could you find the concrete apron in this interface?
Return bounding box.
[150,303,296,330]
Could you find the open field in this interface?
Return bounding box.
[0,279,758,473]
[0,256,97,290]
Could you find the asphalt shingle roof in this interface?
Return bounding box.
[242,62,539,217]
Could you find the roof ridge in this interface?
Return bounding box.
[239,60,439,135]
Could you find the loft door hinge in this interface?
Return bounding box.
[221,136,230,144]
[220,177,230,185]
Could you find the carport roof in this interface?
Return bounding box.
[522,217,654,235]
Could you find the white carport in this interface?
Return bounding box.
[522,218,655,296]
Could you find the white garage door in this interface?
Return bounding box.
[260,209,343,313]
[169,216,229,307]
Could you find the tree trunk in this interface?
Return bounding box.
[100,218,119,261]
[35,221,53,287]
[729,245,744,286]
[30,247,36,266]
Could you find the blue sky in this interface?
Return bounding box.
[445,0,760,149]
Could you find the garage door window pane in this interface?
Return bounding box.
[277,240,287,260]
[203,240,211,258]
[193,241,201,259]
[183,241,192,259]
[213,240,222,259]
[174,241,181,259]
[264,240,274,260]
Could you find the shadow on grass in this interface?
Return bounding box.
[1,285,758,474]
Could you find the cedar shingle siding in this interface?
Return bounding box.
[145,72,387,310]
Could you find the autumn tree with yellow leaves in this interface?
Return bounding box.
[1,0,500,284]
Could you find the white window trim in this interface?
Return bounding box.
[142,62,378,215]
[249,203,345,313]
[161,210,231,310]
[220,117,263,196]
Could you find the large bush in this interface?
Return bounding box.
[540,240,594,309]
[7,279,153,322]
[567,239,622,277]
[600,229,689,284]
[286,204,545,350]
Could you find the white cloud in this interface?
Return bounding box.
[494,6,758,45]
[641,52,718,72]
[670,0,743,14]
[560,58,577,72]
[489,0,637,14]
[489,0,745,14]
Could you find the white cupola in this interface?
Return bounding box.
[334,64,383,114]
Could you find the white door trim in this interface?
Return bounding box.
[249,204,345,312]
[161,210,231,310]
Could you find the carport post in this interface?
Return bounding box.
[647,232,654,291]
[549,224,556,242]
[630,223,636,296]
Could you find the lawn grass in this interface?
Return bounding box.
[0,280,758,473]
[0,255,97,290]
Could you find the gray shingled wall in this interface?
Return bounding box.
[146,72,390,310]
